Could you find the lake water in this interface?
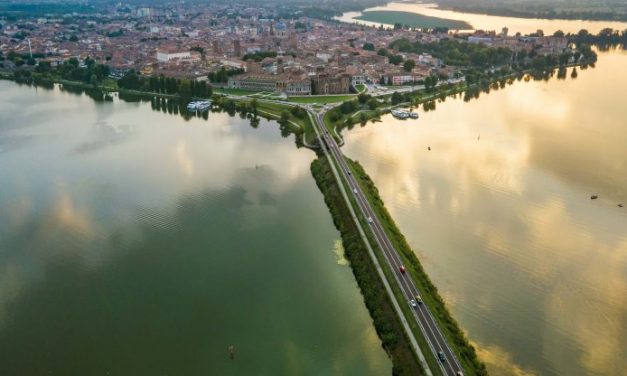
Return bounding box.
[338,2,627,35]
[342,48,627,376]
[0,82,391,375]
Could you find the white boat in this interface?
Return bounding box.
[187,100,211,112]
[391,109,409,119]
[408,111,419,119]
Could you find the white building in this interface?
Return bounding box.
[220,59,247,71]
[316,52,332,63]
[156,49,192,63]
[351,75,367,86]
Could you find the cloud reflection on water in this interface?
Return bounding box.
[343,49,627,375]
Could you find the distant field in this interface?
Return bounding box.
[356,10,472,30]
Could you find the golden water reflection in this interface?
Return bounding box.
[343,49,627,375]
[338,2,627,35]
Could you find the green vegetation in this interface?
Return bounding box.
[242,51,278,62]
[10,56,110,89]
[214,97,313,143]
[435,0,627,22]
[255,100,310,137]
[311,156,424,376]
[322,93,384,134]
[403,59,416,72]
[356,11,471,30]
[273,0,390,21]
[572,28,627,49]
[208,67,245,84]
[288,94,356,104]
[389,33,599,88]
[213,87,262,96]
[106,29,124,38]
[355,84,367,93]
[390,38,512,68]
[344,159,488,376]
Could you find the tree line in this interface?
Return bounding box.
[115,71,212,101]
[8,56,110,87]
[389,38,512,68]
[207,67,245,83]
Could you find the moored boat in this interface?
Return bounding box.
[391,109,409,119]
[187,100,212,112]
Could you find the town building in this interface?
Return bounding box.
[228,73,312,95]
[311,73,350,95]
[156,49,193,62]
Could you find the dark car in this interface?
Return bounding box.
[438,351,446,362]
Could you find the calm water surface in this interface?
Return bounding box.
[0,82,391,375]
[343,49,627,376]
[338,2,627,34]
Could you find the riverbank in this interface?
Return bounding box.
[323,61,592,139]
[313,151,489,375]
[433,0,627,22]
[311,155,424,376]
[337,48,627,376]
[345,158,488,375]
[356,10,471,29]
[336,2,627,34]
[0,71,318,147]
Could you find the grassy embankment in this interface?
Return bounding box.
[320,82,469,138]
[323,65,584,139]
[343,158,489,376]
[213,87,263,96]
[311,155,424,376]
[252,100,318,144]
[288,94,356,104]
[355,10,472,29]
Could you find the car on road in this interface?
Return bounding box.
[399,265,406,274]
[353,188,358,194]
[410,299,417,308]
[367,216,373,223]
[415,295,422,304]
[438,351,446,362]
[456,372,464,376]
[347,170,351,175]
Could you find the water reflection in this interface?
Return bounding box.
[0,81,391,375]
[338,2,627,35]
[342,49,627,375]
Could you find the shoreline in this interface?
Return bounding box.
[311,155,427,376]
[335,2,627,34]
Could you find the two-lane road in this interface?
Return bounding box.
[313,112,465,376]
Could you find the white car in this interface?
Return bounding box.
[353,188,358,194]
[367,217,373,224]
[410,299,417,308]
